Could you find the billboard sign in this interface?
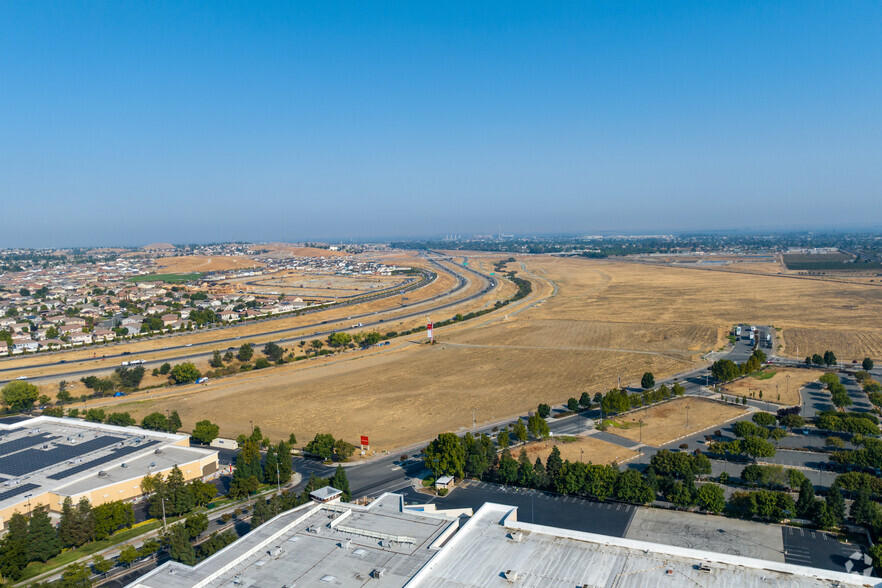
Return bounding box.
[360,435,369,447]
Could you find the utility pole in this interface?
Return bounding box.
[686,405,691,429]
[161,497,167,531]
[472,408,477,429]
[639,419,644,444]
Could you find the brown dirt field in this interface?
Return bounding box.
[606,398,747,447]
[782,328,882,364]
[155,255,264,273]
[722,367,825,405]
[142,242,176,251]
[519,435,640,466]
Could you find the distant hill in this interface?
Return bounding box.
[142,242,177,251]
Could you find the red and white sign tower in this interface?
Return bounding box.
[427,317,433,342]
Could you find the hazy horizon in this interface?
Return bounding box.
[2,2,881,248]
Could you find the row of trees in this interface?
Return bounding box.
[804,350,839,367]
[229,427,295,498]
[304,433,356,461]
[0,499,135,581]
[710,348,768,382]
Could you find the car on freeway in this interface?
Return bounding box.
[186,343,193,347]
[121,351,131,355]
[59,360,67,364]
[16,376,28,380]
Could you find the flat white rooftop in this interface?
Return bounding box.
[409,503,878,588]
[0,416,215,513]
[129,494,460,588]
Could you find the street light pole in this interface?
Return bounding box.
[686,405,690,429]
[161,497,167,531]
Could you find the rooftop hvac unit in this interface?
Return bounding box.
[120,463,127,468]
[370,569,386,579]
[154,449,163,455]
[97,471,107,477]
[504,570,520,582]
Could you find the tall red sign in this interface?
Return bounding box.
[360,435,369,446]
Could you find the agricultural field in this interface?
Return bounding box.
[519,435,640,466]
[154,255,264,273]
[722,367,825,406]
[602,398,746,447]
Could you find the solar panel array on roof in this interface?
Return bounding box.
[48,440,160,480]
[0,433,55,456]
[0,482,39,502]
[0,435,123,477]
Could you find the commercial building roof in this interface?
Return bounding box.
[0,416,216,520]
[410,503,876,587]
[129,494,876,588]
[129,494,460,588]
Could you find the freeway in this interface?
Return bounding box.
[0,256,498,384]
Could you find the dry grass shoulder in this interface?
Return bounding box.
[722,367,825,405]
[519,435,639,466]
[604,398,746,447]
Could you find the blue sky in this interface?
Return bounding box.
[1,1,880,247]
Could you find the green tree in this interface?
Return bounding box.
[566,397,579,412]
[167,522,196,565]
[752,412,776,427]
[811,500,836,530]
[334,438,356,460]
[118,544,140,567]
[641,372,655,389]
[326,332,352,347]
[1,380,40,412]
[696,483,725,513]
[305,433,336,460]
[424,432,466,479]
[168,410,182,432]
[277,441,293,483]
[141,412,168,431]
[91,554,113,576]
[516,449,534,487]
[0,512,29,581]
[59,562,92,587]
[672,382,685,396]
[579,392,592,408]
[497,449,518,484]
[527,413,550,439]
[170,362,201,384]
[863,357,874,371]
[546,445,563,480]
[209,350,224,368]
[263,342,285,362]
[234,440,264,481]
[850,489,874,525]
[826,485,846,524]
[796,480,815,518]
[329,465,351,501]
[28,506,62,562]
[185,512,209,539]
[537,403,551,418]
[263,445,279,485]
[614,469,654,504]
[159,362,172,375]
[191,420,220,444]
[105,412,135,426]
[513,419,528,443]
[237,343,254,361]
[496,426,510,449]
[739,436,776,461]
[823,350,837,366]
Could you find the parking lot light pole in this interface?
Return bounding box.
[685,405,690,429]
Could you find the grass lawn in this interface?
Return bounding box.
[19,520,164,582]
[748,370,778,380]
[128,272,204,283]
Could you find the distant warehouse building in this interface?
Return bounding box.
[0,416,218,530]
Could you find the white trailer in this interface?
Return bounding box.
[735,326,742,336]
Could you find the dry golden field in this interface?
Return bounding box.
[604,398,747,447]
[155,255,265,273]
[519,435,640,466]
[722,367,825,406]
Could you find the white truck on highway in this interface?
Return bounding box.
[735,326,742,337]
[121,359,146,366]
